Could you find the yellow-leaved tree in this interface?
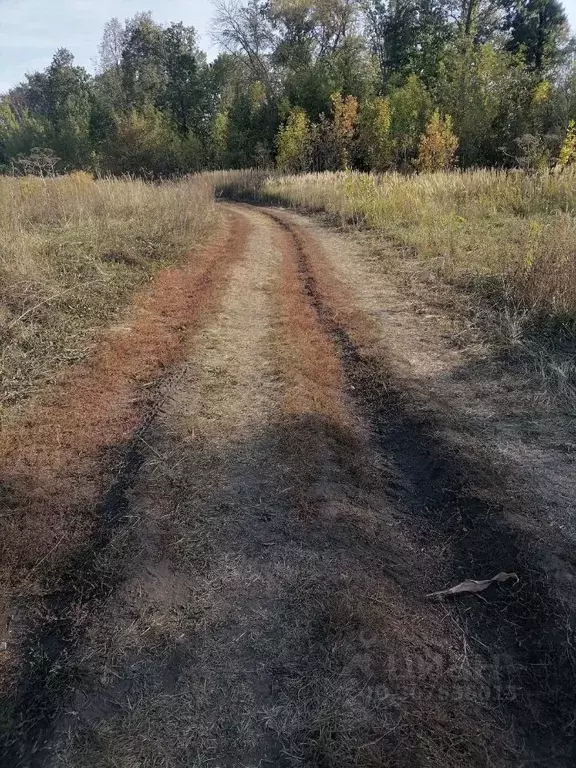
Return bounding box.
[559,120,576,168]
[416,110,459,172]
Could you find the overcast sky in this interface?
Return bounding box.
[0,0,575,93]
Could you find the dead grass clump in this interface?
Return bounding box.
[0,174,217,422]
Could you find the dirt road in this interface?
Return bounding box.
[2,204,575,767]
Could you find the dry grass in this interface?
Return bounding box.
[210,167,576,325]
[0,205,246,751]
[0,173,217,422]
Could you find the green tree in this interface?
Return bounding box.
[276,106,312,171]
[365,0,454,87]
[0,104,50,170]
[357,96,393,170]
[268,0,361,59]
[102,104,200,177]
[436,41,532,166]
[505,0,571,72]
[161,24,210,137]
[389,74,432,168]
[121,14,167,108]
[226,81,277,167]
[15,49,93,168]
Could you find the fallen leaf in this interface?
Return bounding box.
[427,572,518,599]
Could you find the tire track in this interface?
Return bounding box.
[261,206,576,767]
[0,210,250,768]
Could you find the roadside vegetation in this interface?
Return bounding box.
[0,174,216,421]
[213,167,576,325]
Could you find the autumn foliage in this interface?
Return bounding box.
[416,111,459,172]
[559,120,576,168]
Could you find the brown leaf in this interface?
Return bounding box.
[427,572,519,599]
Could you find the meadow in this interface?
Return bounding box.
[213,168,576,326]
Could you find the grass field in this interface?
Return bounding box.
[0,173,217,422]
[212,168,576,327]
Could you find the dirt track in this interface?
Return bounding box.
[2,204,576,767]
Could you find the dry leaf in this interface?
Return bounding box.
[427,572,518,599]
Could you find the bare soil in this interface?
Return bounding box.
[1,203,575,767]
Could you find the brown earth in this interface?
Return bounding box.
[1,203,575,768]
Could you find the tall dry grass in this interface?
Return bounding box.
[0,173,217,418]
[210,168,576,324]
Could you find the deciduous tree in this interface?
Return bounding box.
[276,106,312,170]
[357,96,393,169]
[416,109,459,170]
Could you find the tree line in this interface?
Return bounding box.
[0,0,575,176]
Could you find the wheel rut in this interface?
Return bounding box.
[259,205,576,767]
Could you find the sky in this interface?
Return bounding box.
[0,0,215,92]
[0,0,575,93]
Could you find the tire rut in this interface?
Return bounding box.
[261,206,576,767]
